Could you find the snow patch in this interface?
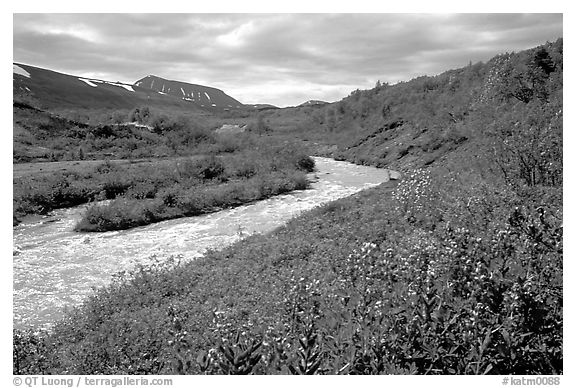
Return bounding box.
[211,103,217,107]
[181,87,186,96]
[158,91,167,95]
[25,87,31,92]
[114,83,134,92]
[81,78,134,92]
[13,65,31,78]
[204,92,211,100]
[78,78,98,87]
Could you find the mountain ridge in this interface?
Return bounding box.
[13,63,246,112]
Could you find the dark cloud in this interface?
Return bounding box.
[13,13,562,107]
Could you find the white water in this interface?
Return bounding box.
[13,157,393,329]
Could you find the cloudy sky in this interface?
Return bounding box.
[13,13,562,107]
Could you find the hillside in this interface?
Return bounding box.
[12,64,240,163]
[13,63,248,115]
[13,64,196,113]
[13,40,563,375]
[135,75,243,110]
[267,39,562,179]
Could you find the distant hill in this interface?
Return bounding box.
[244,103,279,110]
[297,100,329,107]
[12,63,243,113]
[135,75,244,110]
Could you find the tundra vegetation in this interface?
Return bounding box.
[14,135,314,231]
[13,40,562,374]
[14,103,221,163]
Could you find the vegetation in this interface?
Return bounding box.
[13,104,215,162]
[75,147,313,232]
[13,40,562,374]
[266,40,562,174]
[14,137,314,231]
[12,165,562,374]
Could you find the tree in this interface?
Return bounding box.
[532,47,555,76]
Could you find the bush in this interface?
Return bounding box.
[176,156,226,181]
[295,155,315,172]
[75,199,165,232]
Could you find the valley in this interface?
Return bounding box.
[12,38,563,375]
[13,157,393,329]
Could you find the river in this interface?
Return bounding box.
[13,157,394,330]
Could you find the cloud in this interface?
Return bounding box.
[13,13,563,107]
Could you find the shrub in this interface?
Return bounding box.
[295,155,315,172]
[177,156,226,181]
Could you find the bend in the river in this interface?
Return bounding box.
[13,157,399,329]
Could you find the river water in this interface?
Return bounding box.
[13,157,393,330]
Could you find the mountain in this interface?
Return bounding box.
[135,75,243,110]
[12,63,243,112]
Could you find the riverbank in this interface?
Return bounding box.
[13,137,315,230]
[14,159,562,374]
[13,158,394,330]
[15,155,562,375]
[74,169,309,232]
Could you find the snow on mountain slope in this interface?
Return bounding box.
[113,83,135,92]
[77,78,135,92]
[13,64,31,78]
[135,75,243,109]
[12,63,204,112]
[78,78,98,87]
[12,63,253,112]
